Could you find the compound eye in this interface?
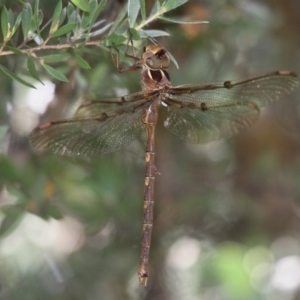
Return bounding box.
[161,55,170,69]
[145,56,162,69]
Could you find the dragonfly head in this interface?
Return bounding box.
[142,45,170,70]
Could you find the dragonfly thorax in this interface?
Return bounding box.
[142,68,171,93]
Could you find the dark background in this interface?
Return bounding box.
[0,0,300,299]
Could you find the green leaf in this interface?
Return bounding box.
[41,53,70,62]
[108,3,127,34]
[0,207,24,238]
[105,34,126,46]
[74,52,91,69]
[128,0,140,27]
[11,11,23,37]
[30,16,38,34]
[89,0,97,15]
[27,56,44,84]
[139,29,170,37]
[50,0,62,34]
[81,11,91,30]
[80,0,98,30]
[128,28,140,40]
[0,156,21,182]
[90,0,106,27]
[86,0,107,38]
[164,0,188,12]
[8,9,15,29]
[51,22,77,38]
[1,6,9,39]
[88,22,112,38]
[48,204,64,220]
[5,45,22,54]
[139,0,146,21]
[31,7,46,33]
[71,0,90,12]
[0,64,36,89]
[159,16,209,24]
[37,9,44,27]
[42,64,69,82]
[67,2,77,22]
[150,0,160,17]
[22,3,32,38]
[59,7,67,26]
[33,0,42,40]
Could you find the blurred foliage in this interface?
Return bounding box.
[0,0,300,299]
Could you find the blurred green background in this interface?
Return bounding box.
[1,0,300,299]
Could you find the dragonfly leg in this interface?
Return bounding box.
[110,41,141,73]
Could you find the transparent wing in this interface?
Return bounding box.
[30,101,148,157]
[164,102,259,143]
[75,91,151,118]
[169,71,298,108]
[164,71,298,143]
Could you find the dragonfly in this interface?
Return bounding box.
[30,44,298,286]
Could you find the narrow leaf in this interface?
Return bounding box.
[87,22,112,38]
[105,34,126,46]
[128,28,140,40]
[150,1,160,17]
[37,9,44,27]
[41,53,70,62]
[139,29,170,37]
[0,156,21,182]
[0,209,24,238]
[159,16,209,24]
[33,1,43,41]
[22,3,32,38]
[89,0,97,14]
[67,2,76,22]
[50,0,62,34]
[30,3,39,32]
[51,22,77,38]
[81,7,92,29]
[1,6,9,39]
[30,16,37,33]
[0,64,36,89]
[164,0,188,12]
[74,52,91,69]
[11,11,23,37]
[87,0,107,37]
[128,0,140,27]
[42,64,69,82]
[71,0,90,12]
[108,3,127,34]
[139,0,146,21]
[8,9,15,30]
[27,56,44,84]
[49,206,64,220]
[5,45,22,54]
[58,7,67,26]
[90,0,106,26]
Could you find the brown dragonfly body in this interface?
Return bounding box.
[30,45,298,286]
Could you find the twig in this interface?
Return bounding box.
[0,40,101,57]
